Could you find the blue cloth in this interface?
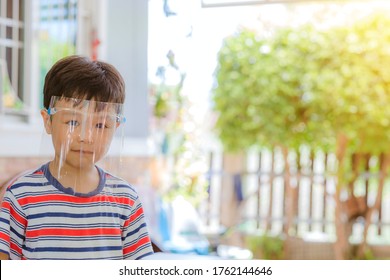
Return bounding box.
[233,174,244,202]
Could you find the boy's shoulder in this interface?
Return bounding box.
[2,166,47,199]
[103,171,139,197]
[5,166,46,190]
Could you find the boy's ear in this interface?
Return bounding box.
[40,109,52,134]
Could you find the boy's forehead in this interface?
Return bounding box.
[53,98,117,112]
[54,97,89,108]
[49,97,124,122]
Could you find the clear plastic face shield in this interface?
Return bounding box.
[40,96,126,194]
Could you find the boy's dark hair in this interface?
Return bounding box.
[43,55,125,109]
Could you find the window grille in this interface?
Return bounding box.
[0,0,77,117]
[0,0,25,114]
[38,0,77,108]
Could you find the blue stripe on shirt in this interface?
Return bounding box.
[23,245,123,253]
[27,211,126,220]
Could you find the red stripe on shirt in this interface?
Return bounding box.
[10,241,22,256]
[18,194,134,207]
[0,232,10,243]
[123,235,151,255]
[1,200,10,210]
[26,227,121,238]
[123,207,144,228]
[130,207,144,223]
[9,207,27,227]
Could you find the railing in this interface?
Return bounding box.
[199,148,390,244]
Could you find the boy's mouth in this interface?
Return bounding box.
[71,149,94,155]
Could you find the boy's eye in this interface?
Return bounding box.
[96,118,116,129]
[96,123,106,129]
[66,120,79,126]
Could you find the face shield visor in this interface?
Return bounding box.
[41,96,126,194]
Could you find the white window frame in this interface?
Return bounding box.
[0,0,27,118]
[0,0,87,156]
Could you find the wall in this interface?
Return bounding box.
[105,0,150,138]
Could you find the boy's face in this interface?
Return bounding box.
[41,97,122,170]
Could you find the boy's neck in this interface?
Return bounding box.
[49,160,100,194]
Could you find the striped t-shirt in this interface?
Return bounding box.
[0,163,153,260]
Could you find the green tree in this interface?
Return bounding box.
[39,40,76,107]
[213,12,390,259]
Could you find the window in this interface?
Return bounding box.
[0,0,77,120]
[1,0,150,156]
[38,0,77,108]
[0,0,25,115]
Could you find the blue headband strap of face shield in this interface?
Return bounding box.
[46,107,126,124]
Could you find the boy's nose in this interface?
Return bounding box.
[78,125,94,143]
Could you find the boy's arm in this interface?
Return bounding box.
[122,195,154,260]
[0,186,10,260]
[0,190,26,260]
[0,252,9,260]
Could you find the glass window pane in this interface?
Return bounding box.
[38,0,77,108]
[6,0,12,19]
[0,0,24,113]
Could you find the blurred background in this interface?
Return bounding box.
[1,0,390,259]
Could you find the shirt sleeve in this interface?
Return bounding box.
[0,189,27,259]
[122,195,154,260]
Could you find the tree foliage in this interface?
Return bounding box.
[213,13,390,156]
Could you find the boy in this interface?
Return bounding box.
[0,55,154,260]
